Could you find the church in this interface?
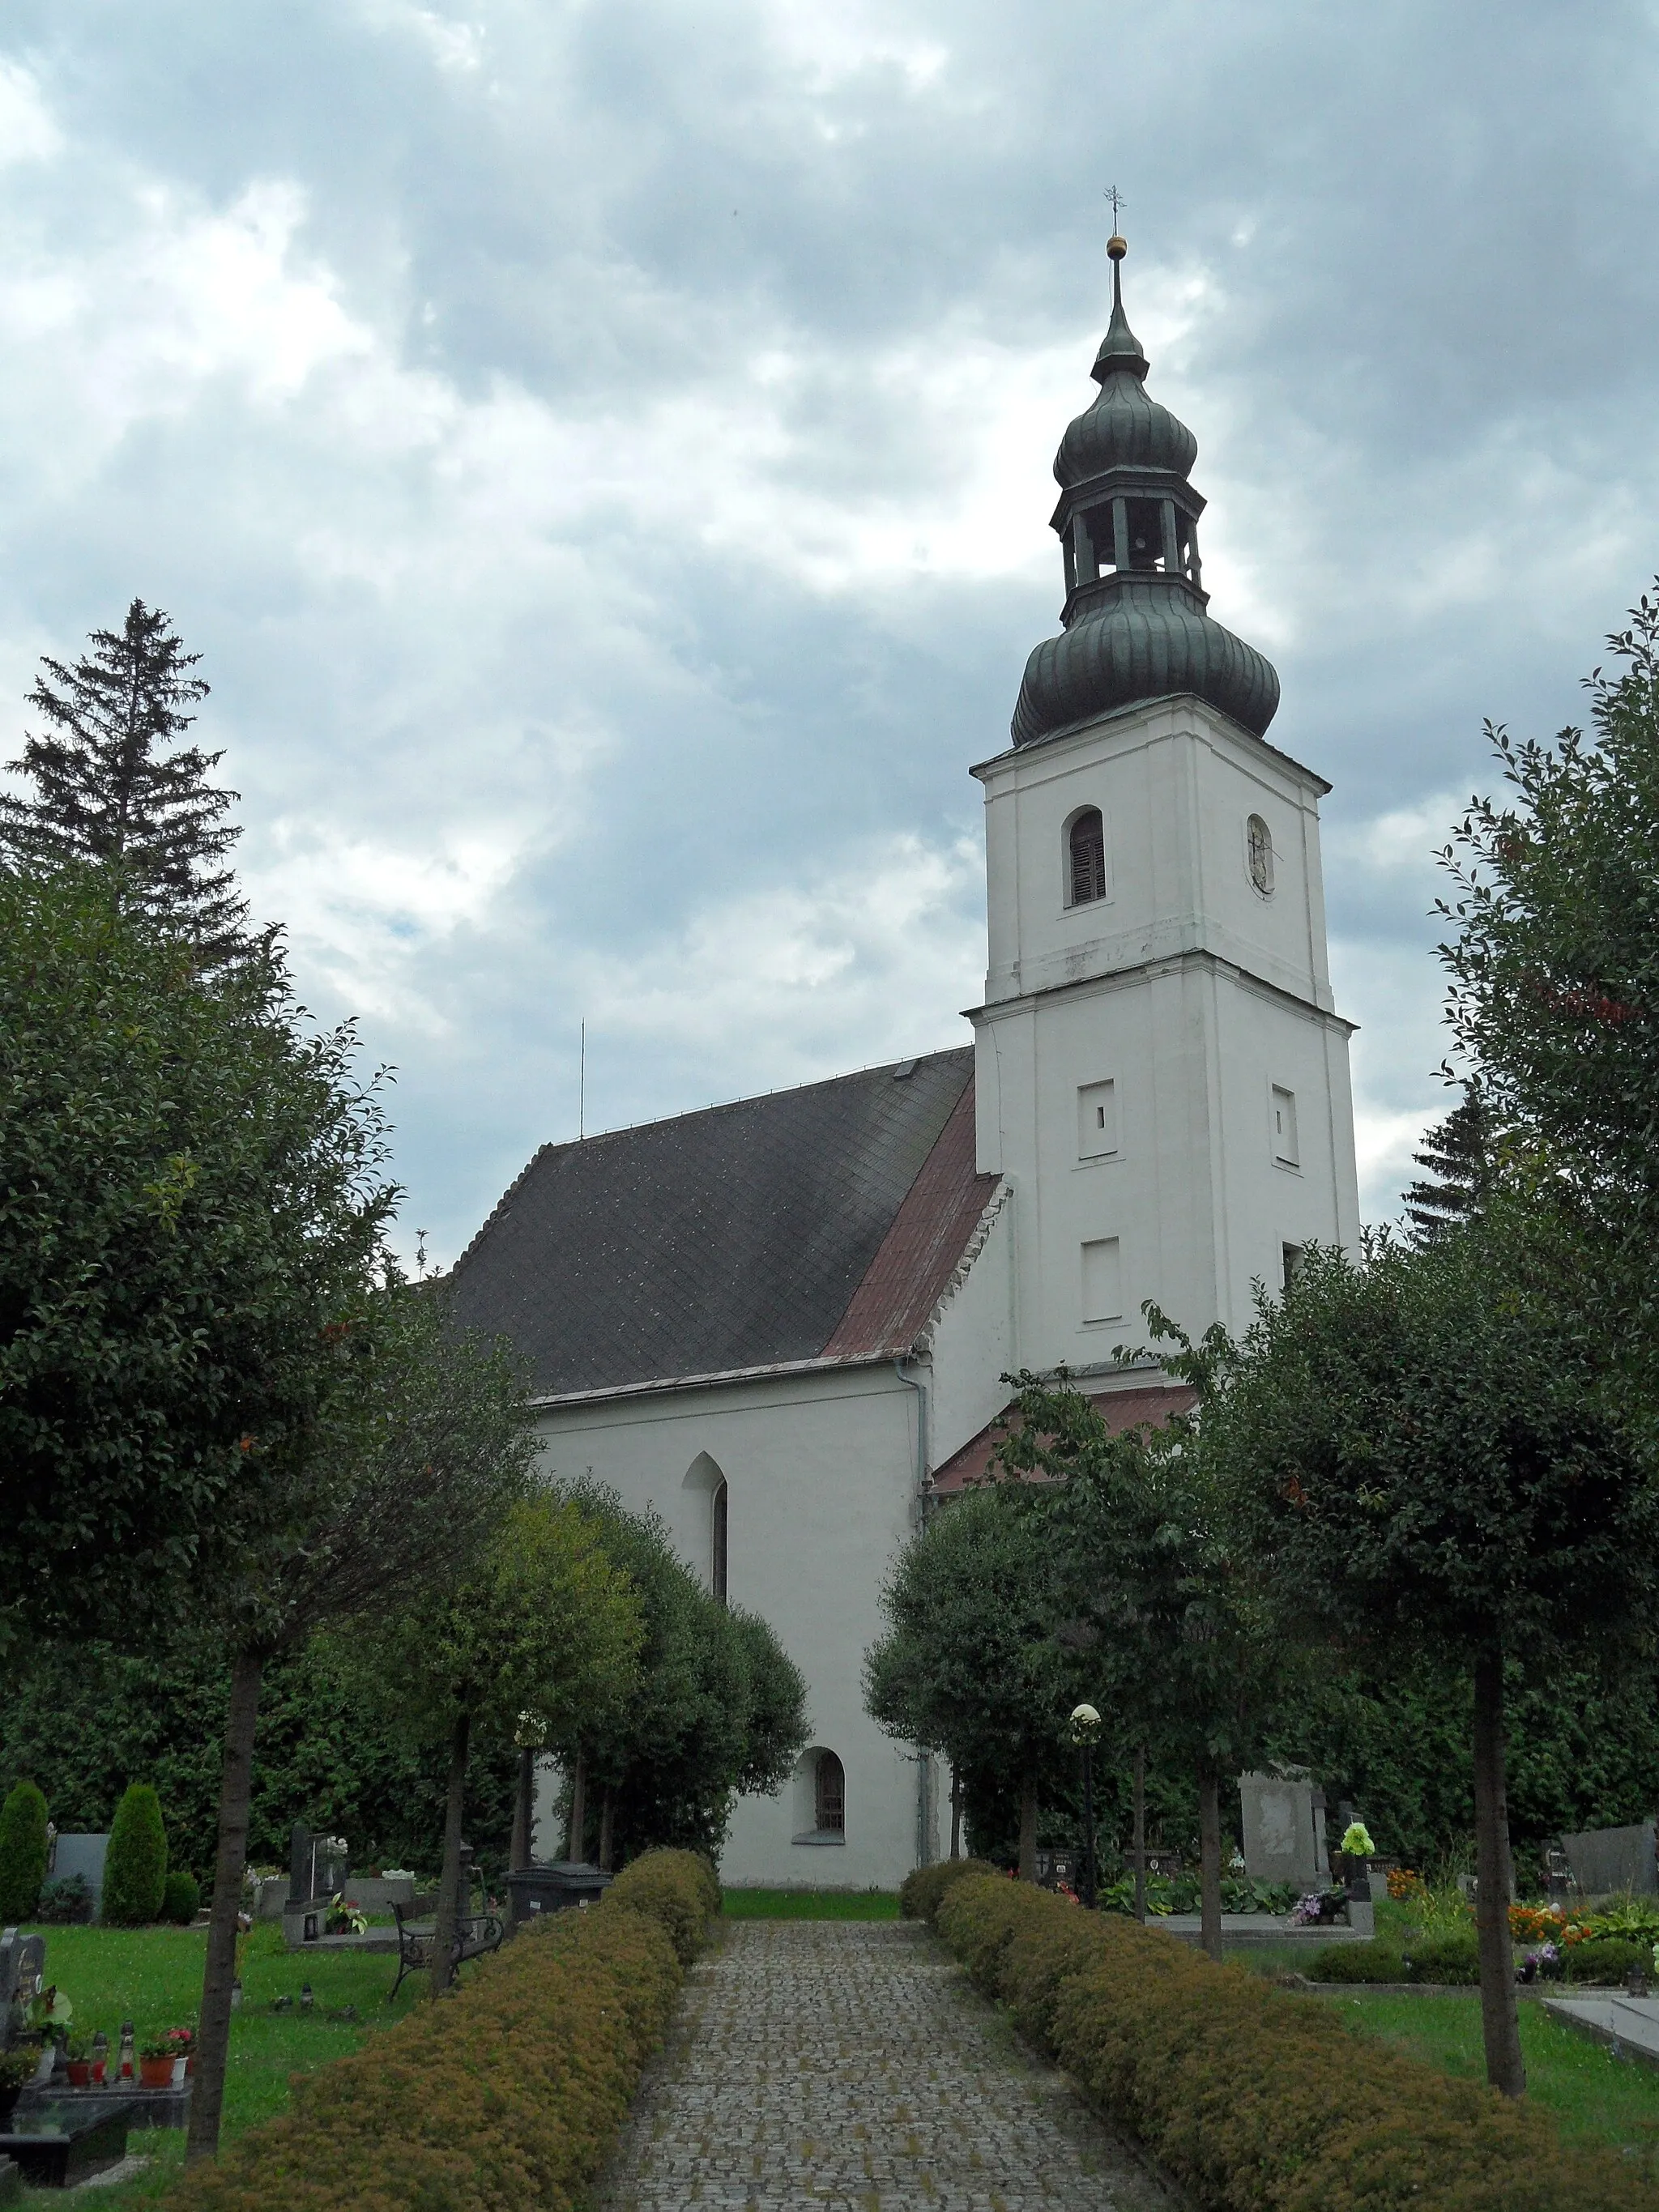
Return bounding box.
[448,237,1362,1890]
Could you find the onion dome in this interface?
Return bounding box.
[1011,236,1278,748]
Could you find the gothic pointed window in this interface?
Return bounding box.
[1068,808,1107,906]
[711,1478,728,1605]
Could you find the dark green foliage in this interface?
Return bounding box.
[0,600,249,967]
[1398,1929,1481,1984]
[33,1873,92,1924]
[1438,586,1659,1245]
[0,1631,518,1884]
[1564,1937,1649,1984]
[565,1488,808,1864]
[0,1779,49,1920]
[102,1783,168,1924]
[1269,1648,1659,1872]
[864,1482,1082,1837]
[162,1869,200,1924]
[0,866,395,1652]
[1307,1938,1405,1982]
[1403,1088,1497,1241]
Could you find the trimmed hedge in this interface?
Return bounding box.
[163,1848,717,2212]
[934,1873,1659,2211]
[898,1857,1000,1921]
[162,1869,201,1925]
[0,1780,49,1921]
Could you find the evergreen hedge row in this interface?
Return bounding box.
[931,1871,1659,2212]
[164,1849,719,2212]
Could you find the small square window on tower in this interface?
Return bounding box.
[1272,1085,1299,1167]
[1081,1236,1123,1323]
[1077,1079,1118,1160]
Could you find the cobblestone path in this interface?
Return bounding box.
[597,1920,1175,2212]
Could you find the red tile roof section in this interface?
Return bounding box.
[820,1075,998,1361]
[928,1383,1199,1495]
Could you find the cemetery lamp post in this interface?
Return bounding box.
[1069,1704,1102,1910]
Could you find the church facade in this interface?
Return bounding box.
[449,239,1361,1889]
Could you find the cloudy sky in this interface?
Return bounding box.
[2,1,1654,1264]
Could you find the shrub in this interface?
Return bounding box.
[34,1873,94,1925]
[100,1784,168,1924]
[1564,1935,1649,1984]
[898,1857,1000,1922]
[933,1873,1658,2210]
[164,1844,717,2212]
[161,1870,200,1924]
[1399,1928,1480,1984]
[0,1780,49,1920]
[1307,1937,1405,1983]
[603,1849,720,1963]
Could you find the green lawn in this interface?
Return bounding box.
[15,1918,427,2205]
[1315,1988,1659,2172]
[721,1888,901,1920]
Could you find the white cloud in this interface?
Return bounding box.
[0,61,61,168]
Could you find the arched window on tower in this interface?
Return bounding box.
[815,1751,845,1835]
[711,1478,728,1605]
[1247,814,1275,897]
[1068,808,1107,907]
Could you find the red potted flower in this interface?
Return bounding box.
[138,2035,177,2090]
[164,2026,195,2081]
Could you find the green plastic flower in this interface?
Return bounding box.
[1341,1822,1374,1858]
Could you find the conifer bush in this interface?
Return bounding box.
[935,1873,1659,2210]
[0,1780,49,1921]
[898,1856,999,1921]
[162,1869,200,1924]
[164,1847,716,2212]
[100,1783,168,1924]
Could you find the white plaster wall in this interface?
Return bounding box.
[924,1192,1017,1465]
[533,1362,924,1890]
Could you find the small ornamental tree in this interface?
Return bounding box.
[0,1780,49,1921]
[1202,1235,1659,2098]
[864,1481,1081,1881]
[0,865,394,1656]
[102,1783,168,1924]
[0,599,252,968]
[341,1494,643,1995]
[993,1371,1294,1957]
[560,1489,807,1869]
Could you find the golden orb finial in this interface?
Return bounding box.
[1107,233,1127,261]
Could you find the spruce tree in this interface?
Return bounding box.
[1402,1089,1495,1242]
[0,599,251,967]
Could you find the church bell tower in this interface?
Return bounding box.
[969,233,1361,1375]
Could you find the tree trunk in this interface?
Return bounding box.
[598,1785,615,1873]
[1017,1772,1038,1882]
[949,1768,962,1861]
[1132,1746,1147,1924]
[566,1753,586,1863]
[1197,1756,1223,1964]
[1472,1647,1526,2097]
[430,1709,470,1997]
[186,1645,263,2164]
[510,1746,535,1873]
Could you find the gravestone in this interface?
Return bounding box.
[284,1826,351,1945]
[50,1836,109,1913]
[0,1930,46,2048]
[1561,1819,1658,1899]
[1239,1771,1325,1890]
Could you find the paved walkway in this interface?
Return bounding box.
[597,1920,1175,2212]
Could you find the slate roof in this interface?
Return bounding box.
[449,1046,996,1401]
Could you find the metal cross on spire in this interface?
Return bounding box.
[1104,185,1126,230]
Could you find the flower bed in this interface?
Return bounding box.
[163,1849,719,2212]
[928,1871,1659,2210]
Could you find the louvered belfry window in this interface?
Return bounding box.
[1069,808,1107,906]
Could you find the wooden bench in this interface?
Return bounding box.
[390,1887,504,1999]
